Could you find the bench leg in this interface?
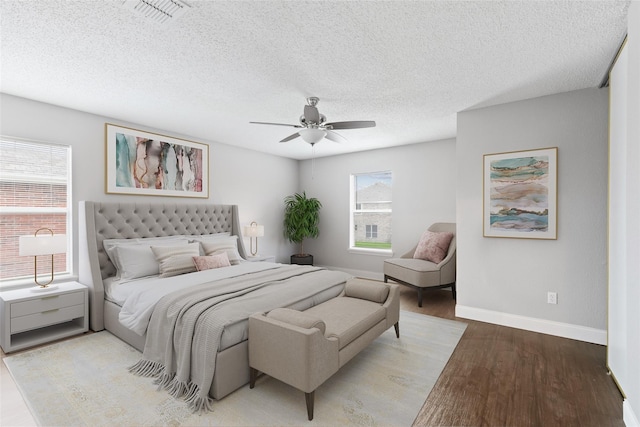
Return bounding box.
[249,367,258,389]
[305,391,315,421]
[394,322,400,338]
[418,288,423,307]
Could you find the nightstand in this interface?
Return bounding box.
[246,255,276,263]
[0,281,88,353]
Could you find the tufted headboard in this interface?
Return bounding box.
[78,201,248,331]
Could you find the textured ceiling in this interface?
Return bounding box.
[0,1,629,160]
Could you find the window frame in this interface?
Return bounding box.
[348,171,393,256]
[0,136,73,289]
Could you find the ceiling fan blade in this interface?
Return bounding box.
[325,130,347,144]
[325,120,376,130]
[250,121,302,128]
[280,132,301,143]
[304,105,321,124]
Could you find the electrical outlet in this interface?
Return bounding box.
[547,292,558,304]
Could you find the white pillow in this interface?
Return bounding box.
[103,236,188,269]
[106,238,190,281]
[151,243,200,278]
[200,236,243,265]
[112,244,163,281]
[187,232,231,242]
[189,233,235,255]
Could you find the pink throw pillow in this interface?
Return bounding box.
[192,252,231,271]
[413,230,454,264]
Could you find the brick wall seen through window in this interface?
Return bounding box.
[0,139,71,283]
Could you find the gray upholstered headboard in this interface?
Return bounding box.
[78,201,247,331]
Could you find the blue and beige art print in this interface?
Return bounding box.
[483,147,557,239]
[105,124,209,198]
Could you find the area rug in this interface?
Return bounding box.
[4,311,466,426]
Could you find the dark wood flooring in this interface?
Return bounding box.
[398,287,624,427]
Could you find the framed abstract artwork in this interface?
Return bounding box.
[105,124,209,198]
[483,147,557,239]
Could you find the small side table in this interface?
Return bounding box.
[0,281,88,353]
[246,255,276,263]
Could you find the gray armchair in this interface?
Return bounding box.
[383,222,456,307]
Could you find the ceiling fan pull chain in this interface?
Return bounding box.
[311,144,316,180]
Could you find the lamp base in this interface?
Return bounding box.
[30,284,59,292]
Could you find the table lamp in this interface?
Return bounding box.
[19,228,67,291]
[244,222,264,257]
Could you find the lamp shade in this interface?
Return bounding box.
[19,234,67,256]
[299,128,327,144]
[244,224,264,238]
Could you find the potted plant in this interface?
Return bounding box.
[283,191,322,265]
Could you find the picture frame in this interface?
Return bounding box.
[105,123,209,198]
[483,147,557,239]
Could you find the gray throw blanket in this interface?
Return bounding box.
[129,265,350,412]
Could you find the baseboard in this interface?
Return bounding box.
[455,305,607,345]
[625,399,640,427]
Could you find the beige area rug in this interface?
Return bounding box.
[4,311,466,427]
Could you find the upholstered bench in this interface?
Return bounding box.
[248,278,400,420]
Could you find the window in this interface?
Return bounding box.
[0,138,72,286]
[350,171,392,252]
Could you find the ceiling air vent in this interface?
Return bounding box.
[122,0,190,24]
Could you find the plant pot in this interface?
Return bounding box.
[291,254,313,265]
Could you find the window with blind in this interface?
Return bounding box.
[0,138,72,285]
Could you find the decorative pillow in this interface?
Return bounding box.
[200,236,242,265]
[345,280,389,303]
[192,253,231,271]
[413,230,454,264]
[103,236,189,276]
[151,243,201,277]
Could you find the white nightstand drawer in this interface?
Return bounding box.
[11,304,85,334]
[10,291,85,318]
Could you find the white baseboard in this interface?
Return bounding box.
[625,399,640,427]
[455,305,607,345]
[319,266,604,344]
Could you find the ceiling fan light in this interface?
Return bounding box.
[299,128,326,144]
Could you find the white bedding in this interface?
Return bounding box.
[111,262,281,335]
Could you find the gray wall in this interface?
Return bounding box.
[456,88,609,338]
[298,139,457,277]
[0,94,299,273]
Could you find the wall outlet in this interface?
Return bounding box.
[547,292,558,304]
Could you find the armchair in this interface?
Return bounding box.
[383,222,456,307]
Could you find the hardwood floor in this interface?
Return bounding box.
[1,287,624,426]
[400,287,624,427]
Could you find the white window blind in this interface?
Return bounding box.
[0,137,72,284]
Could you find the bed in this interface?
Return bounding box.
[77,201,351,405]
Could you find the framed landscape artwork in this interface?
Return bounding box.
[105,124,209,198]
[483,147,557,239]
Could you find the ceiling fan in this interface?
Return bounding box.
[250,97,375,146]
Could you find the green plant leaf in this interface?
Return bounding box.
[283,191,322,255]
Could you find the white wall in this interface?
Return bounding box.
[298,139,456,278]
[456,88,609,344]
[609,2,640,425]
[0,94,299,272]
[625,4,640,424]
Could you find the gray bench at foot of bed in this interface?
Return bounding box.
[248,278,400,421]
